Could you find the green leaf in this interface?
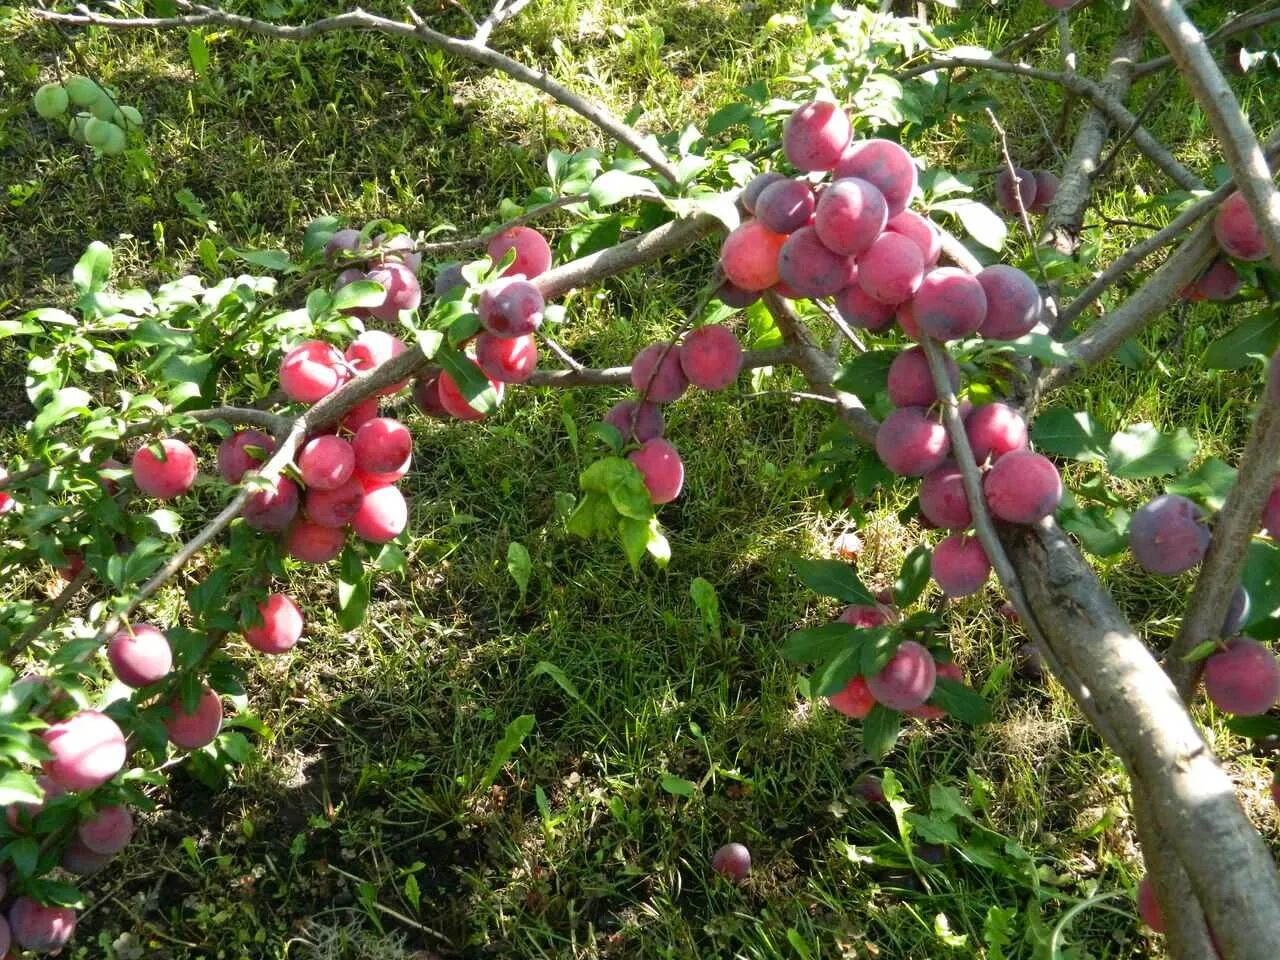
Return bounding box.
[952,200,1006,251]
[478,714,535,790]
[148,509,183,535]
[589,169,662,208]
[659,774,696,798]
[813,644,865,696]
[862,705,902,760]
[302,216,342,258]
[1180,640,1221,663]
[188,29,210,76]
[832,350,896,401]
[618,516,649,572]
[791,558,875,604]
[1224,714,1280,739]
[1058,501,1130,557]
[858,627,900,677]
[1203,309,1280,370]
[73,241,112,295]
[1030,408,1109,462]
[0,769,43,806]
[706,102,754,134]
[4,837,40,878]
[566,491,617,539]
[332,280,386,311]
[232,248,293,272]
[1107,423,1196,478]
[337,547,369,629]
[1165,457,1238,512]
[506,541,531,602]
[31,387,93,436]
[1240,541,1280,631]
[1003,333,1072,366]
[580,457,652,520]
[783,622,863,663]
[689,577,721,638]
[785,929,814,960]
[436,347,498,415]
[931,678,991,725]
[531,660,583,702]
[893,545,932,607]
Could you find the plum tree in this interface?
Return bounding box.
[279,340,349,403]
[1028,170,1060,213]
[783,100,851,172]
[285,519,346,563]
[875,407,950,476]
[131,438,198,500]
[994,165,1036,213]
[867,640,936,710]
[8,896,76,952]
[913,268,988,340]
[855,230,925,305]
[1214,191,1267,261]
[711,842,752,883]
[244,593,304,654]
[813,177,888,256]
[833,138,917,217]
[298,435,356,491]
[352,484,408,543]
[165,686,224,749]
[1129,494,1211,576]
[630,343,690,403]
[1203,637,1280,716]
[487,225,552,279]
[931,534,991,597]
[983,451,1063,524]
[603,399,664,443]
[42,710,126,791]
[835,282,896,331]
[78,804,134,855]
[680,324,743,391]
[478,277,545,337]
[887,345,959,407]
[243,477,300,532]
[884,209,941,266]
[977,265,1042,339]
[353,418,413,476]
[107,623,173,688]
[438,371,504,420]
[828,675,876,717]
[629,438,685,504]
[778,226,856,298]
[754,177,816,234]
[719,220,788,291]
[364,260,422,323]
[740,171,786,213]
[964,403,1028,464]
[345,330,409,395]
[476,332,538,384]
[217,430,274,483]
[919,461,972,530]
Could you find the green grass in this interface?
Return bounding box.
[2,1,1280,957]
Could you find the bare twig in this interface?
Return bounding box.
[985,108,1053,303]
[895,55,1201,193]
[539,333,584,372]
[1057,11,1076,74]
[1133,4,1280,78]
[809,298,867,354]
[1092,72,1179,183]
[992,0,1098,59]
[7,565,94,661]
[473,0,532,44]
[412,194,589,258]
[33,3,680,184]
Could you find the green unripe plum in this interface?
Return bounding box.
[99,123,127,156]
[90,95,118,121]
[84,117,114,149]
[65,75,103,107]
[68,114,91,141]
[34,83,69,119]
[114,105,144,129]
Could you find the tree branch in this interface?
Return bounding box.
[472,0,532,44]
[411,194,589,258]
[896,55,1201,192]
[7,565,94,661]
[1132,4,1280,78]
[32,2,680,184]
[992,0,1099,60]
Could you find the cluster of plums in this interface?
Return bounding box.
[32,76,142,157]
[993,165,1059,217]
[600,325,746,505]
[1176,190,1270,302]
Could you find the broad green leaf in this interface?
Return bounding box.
[893,545,932,607]
[1203,309,1280,370]
[1030,408,1108,462]
[232,248,293,272]
[1165,457,1238,511]
[566,491,617,539]
[506,542,531,602]
[73,241,112,295]
[689,577,721,638]
[332,279,386,311]
[812,643,864,696]
[952,200,1006,251]
[791,558,875,604]
[589,169,661,208]
[32,387,93,437]
[833,350,896,401]
[931,678,991,725]
[1003,333,1072,366]
[302,216,342,258]
[1225,714,1280,739]
[618,515,649,571]
[659,774,696,797]
[580,457,651,520]
[478,714,535,790]
[862,705,902,760]
[436,347,499,415]
[0,770,43,807]
[1058,501,1130,557]
[1239,540,1280,631]
[858,627,900,677]
[1107,423,1196,478]
[706,102,754,134]
[783,622,862,664]
[188,29,210,76]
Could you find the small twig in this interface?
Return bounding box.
[985,108,1054,316]
[1093,72,1179,182]
[992,0,1099,59]
[741,390,837,405]
[809,298,867,354]
[1133,4,1280,78]
[1016,76,1065,165]
[1057,11,1076,74]
[473,0,531,44]
[539,333,583,372]
[412,194,589,258]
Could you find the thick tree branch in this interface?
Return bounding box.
[896,55,1200,192]
[32,3,680,184]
